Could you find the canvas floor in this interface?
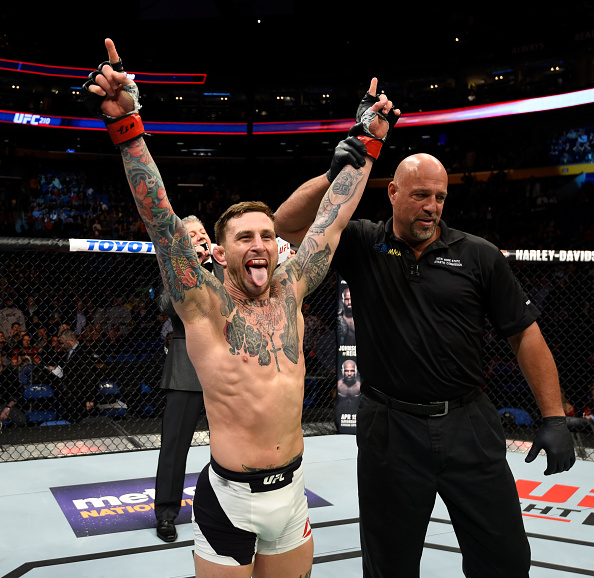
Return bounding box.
[1,434,593,577]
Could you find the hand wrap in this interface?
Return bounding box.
[348,90,399,159]
[82,59,144,145]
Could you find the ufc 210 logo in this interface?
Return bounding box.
[13,113,51,125]
[263,473,285,485]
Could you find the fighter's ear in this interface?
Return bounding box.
[212,244,226,267]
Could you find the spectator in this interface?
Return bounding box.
[0,358,27,427]
[158,312,173,343]
[0,297,26,338]
[129,302,159,340]
[80,322,105,350]
[6,322,24,351]
[46,299,65,334]
[74,301,88,336]
[106,297,131,334]
[46,329,99,423]
[23,295,42,328]
[10,333,40,366]
[0,331,8,360]
[43,335,64,368]
[34,327,49,350]
[105,323,125,355]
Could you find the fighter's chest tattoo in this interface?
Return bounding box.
[223,294,300,371]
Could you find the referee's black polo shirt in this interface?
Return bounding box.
[333,218,540,403]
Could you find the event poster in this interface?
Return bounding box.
[335,277,361,433]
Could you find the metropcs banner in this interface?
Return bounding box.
[49,472,594,537]
[51,472,332,538]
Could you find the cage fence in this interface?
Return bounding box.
[0,240,592,462]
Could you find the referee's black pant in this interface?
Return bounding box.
[357,390,531,578]
[155,389,205,522]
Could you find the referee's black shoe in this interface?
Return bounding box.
[156,519,177,542]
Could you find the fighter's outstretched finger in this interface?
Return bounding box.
[105,38,120,65]
[368,77,378,97]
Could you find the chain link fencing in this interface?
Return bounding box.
[485,253,594,460]
[0,239,338,461]
[0,241,593,462]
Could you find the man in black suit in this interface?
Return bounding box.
[154,216,223,543]
[49,329,100,422]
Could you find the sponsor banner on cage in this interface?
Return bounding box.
[50,473,332,537]
[68,237,293,262]
[70,238,156,254]
[335,276,360,434]
[501,249,593,262]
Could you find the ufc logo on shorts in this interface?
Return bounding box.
[263,473,285,485]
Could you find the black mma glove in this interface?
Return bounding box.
[326,136,369,182]
[348,89,400,159]
[525,416,576,475]
[82,58,144,145]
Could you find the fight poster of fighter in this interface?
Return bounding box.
[335,277,361,434]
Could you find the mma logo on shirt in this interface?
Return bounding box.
[373,242,401,256]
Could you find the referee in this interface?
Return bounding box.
[275,149,576,577]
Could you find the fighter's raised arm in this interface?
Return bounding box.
[83,39,228,322]
[275,79,401,247]
[281,78,398,300]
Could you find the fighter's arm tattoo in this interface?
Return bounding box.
[284,167,364,297]
[121,138,232,315]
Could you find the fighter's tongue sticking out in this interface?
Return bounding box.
[246,259,268,287]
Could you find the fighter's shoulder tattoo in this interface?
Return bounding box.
[287,168,364,297]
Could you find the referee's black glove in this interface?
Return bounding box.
[525,416,576,475]
[326,137,368,182]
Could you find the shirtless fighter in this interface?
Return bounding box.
[83,38,397,578]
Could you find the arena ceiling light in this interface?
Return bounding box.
[0,58,206,84]
[2,88,593,135]
[253,87,594,134]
